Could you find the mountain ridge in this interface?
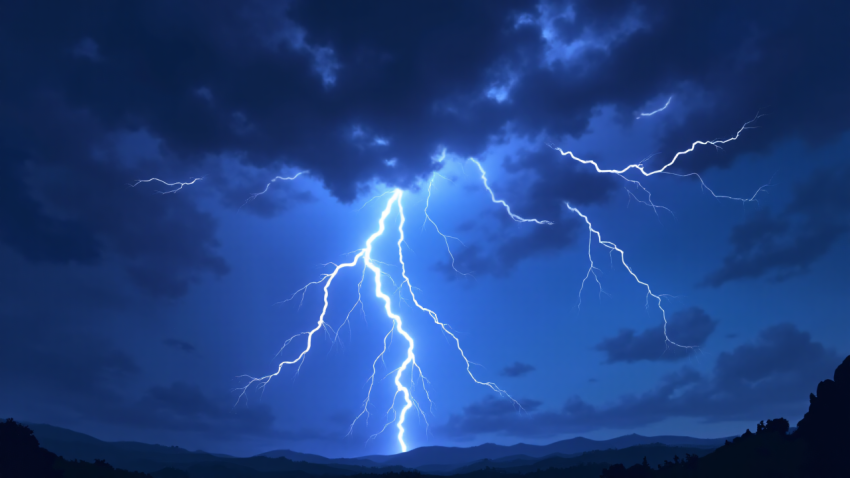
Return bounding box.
[25,421,732,472]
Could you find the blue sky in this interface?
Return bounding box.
[1,0,848,459]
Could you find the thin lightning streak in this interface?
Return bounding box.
[243,171,308,206]
[236,253,367,402]
[566,203,695,351]
[551,115,770,205]
[619,174,674,218]
[129,177,203,194]
[469,158,554,225]
[636,96,672,119]
[423,172,470,275]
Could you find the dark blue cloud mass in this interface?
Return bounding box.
[704,167,850,287]
[1,0,847,296]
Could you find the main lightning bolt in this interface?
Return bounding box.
[129,177,203,194]
[238,189,514,453]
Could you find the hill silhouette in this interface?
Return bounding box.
[0,418,149,478]
[599,354,850,477]
[2,354,846,477]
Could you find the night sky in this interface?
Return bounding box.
[1,0,848,459]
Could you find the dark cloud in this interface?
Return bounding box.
[438,323,841,440]
[0,318,280,439]
[163,339,195,353]
[1,1,846,296]
[595,307,717,363]
[704,168,850,286]
[501,361,536,377]
[0,320,139,403]
[122,382,278,436]
[511,0,850,174]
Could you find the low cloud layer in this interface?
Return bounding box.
[501,362,536,377]
[595,307,717,363]
[438,323,841,440]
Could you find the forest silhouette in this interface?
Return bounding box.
[1,355,847,478]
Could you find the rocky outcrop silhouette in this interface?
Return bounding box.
[598,354,850,477]
[793,354,850,476]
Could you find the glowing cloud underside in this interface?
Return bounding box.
[237,189,515,453]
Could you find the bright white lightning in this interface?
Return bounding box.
[551,115,770,206]
[636,96,672,119]
[469,158,554,225]
[566,203,692,350]
[129,177,203,194]
[239,189,513,453]
[243,171,309,206]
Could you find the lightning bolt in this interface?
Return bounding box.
[238,189,514,453]
[129,177,203,194]
[469,158,554,225]
[232,116,768,452]
[243,171,309,206]
[636,96,672,119]
[422,172,470,276]
[567,203,690,350]
[551,114,770,207]
[544,116,770,349]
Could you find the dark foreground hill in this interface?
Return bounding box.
[598,354,850,478]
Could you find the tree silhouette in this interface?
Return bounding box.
[0,418,62,478]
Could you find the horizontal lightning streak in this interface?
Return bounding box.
[552,115,770,206]
[243,171,308,206]
[129,177,203,194]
